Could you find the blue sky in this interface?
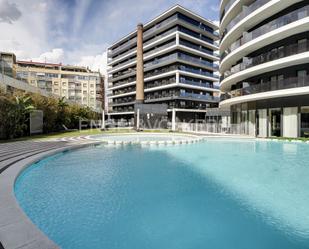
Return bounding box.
[0,0,219,72]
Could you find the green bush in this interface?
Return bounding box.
[0,91,99,140]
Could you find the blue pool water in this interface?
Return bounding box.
[15,139,309,249]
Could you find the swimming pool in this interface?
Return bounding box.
[15,138,309,249]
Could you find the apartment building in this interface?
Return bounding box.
[219,0,309,137]
[14,60,104,111]
[107,5,220,122]
[0,52,16,78]
[0,52,105,111]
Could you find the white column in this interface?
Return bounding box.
[176,32,180,46]
[248,110,256,136]
[101,109,105,130]
[176,71,180,84]
[172,108,176,131]
[258,109,267,137]
[283,107,298,138]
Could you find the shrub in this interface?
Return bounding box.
[0,91,100,139]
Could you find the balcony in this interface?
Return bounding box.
[224,0,269,38]
[143,53,218,71]
[223,39,309,80]
[222,4,309,60]
[179,92,219,102]
[179,65,219,79]
[111,41,177,72]
[227,75,309,98]
[109,14,218,58]
[145,91,219,103]
[220,0,237,21]
[179,78,219,90]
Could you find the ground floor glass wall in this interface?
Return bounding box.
[230,99,309,138]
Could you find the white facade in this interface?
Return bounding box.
[219,0,309,137]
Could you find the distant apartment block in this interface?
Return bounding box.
[0,52,104,111]
[107,5,220,122]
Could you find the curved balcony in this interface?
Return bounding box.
[220,75,309,107]
[221,4,309,64]
[220,16,309,73]
[223,38,309,80]
[220,0,242,33]
[220,50,309,92]
[220,0,301,54]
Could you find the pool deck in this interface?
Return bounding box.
[0,133,254,249]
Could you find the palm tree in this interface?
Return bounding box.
[13,95,35,137]
[56,97,69,130]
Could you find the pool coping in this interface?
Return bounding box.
[88,132,205,145]
[0,141,101,249]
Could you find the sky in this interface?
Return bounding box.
[0,0,220,76]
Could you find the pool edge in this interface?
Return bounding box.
[0,141,101,249]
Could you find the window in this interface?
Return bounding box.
[278,46,284,58]
[270,76,277,91]
[298,38,307,53]
[297,70,307,87]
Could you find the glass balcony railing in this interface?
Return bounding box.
[179,65,219,79]
[225,75,309,99]
[222,4,309,60]
[179,92,220,102]
[225,0,270,35]
[143,53,218,71]
[179,78,219,89]
[143,15,178,37]
[110,53,219,83]
[144,91,218,102]
[220,0,237,21]
[178,53,218,69]
[144,27,178,46]
[223,38,309,79]
[110,13,218,57]
[179,40,217,57]
[110,41,177,72]
[143,41,176,57]
[110,28,178,63]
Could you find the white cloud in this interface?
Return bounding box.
[77,51,108,75]
[31,48,64,63]
[0,0,49,59]
[0,0,22,23]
